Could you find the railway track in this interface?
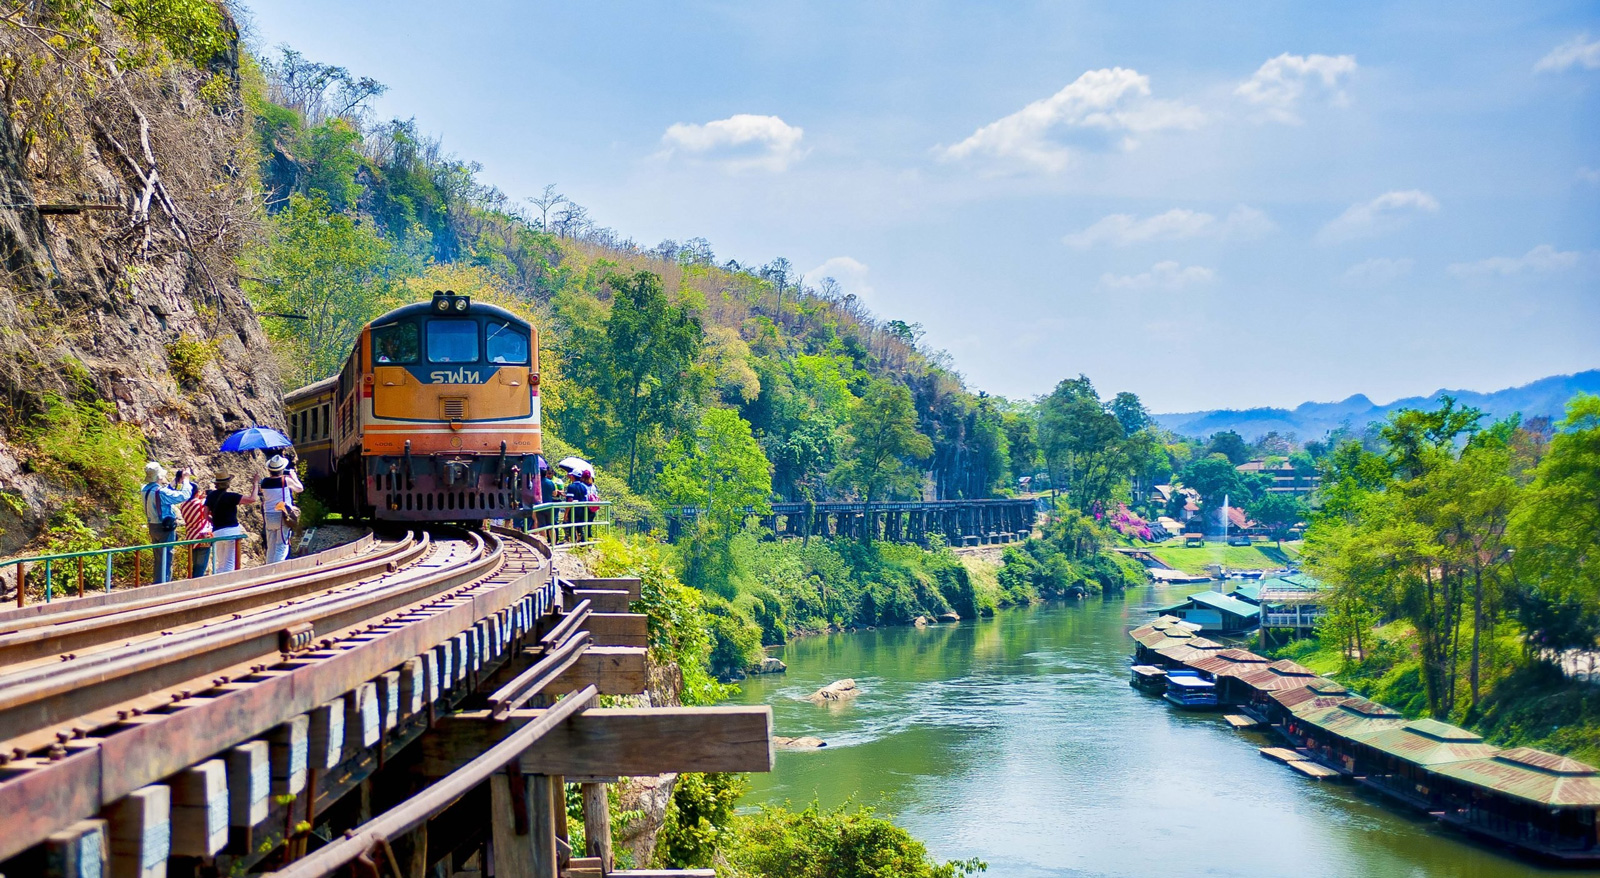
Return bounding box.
[0,525,555,863]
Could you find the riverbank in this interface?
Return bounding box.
[735,591,1568,877]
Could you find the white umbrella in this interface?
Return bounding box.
[557,456,593,475]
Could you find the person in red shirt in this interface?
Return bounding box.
[179,486,213,577]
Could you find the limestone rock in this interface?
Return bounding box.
[804,678,859,703]
[755,656,787,674]
[913,615,929,628]
[773,736,827,750]
[939,612,961,623]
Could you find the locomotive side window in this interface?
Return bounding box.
[486,320,529,365]
[427,320,479,363]
[310,406,319,439]
[372,322,419,364]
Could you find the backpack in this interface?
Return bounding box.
[144,484,176,531]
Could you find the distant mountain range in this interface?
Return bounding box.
[1153,370,1600,441]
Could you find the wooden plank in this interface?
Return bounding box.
[401,656,427,717]
[566,577,641,601]
[378,671,402,732]
[491,772,544,878]
[308,698,345,770]
[570,588,631,613]
[1223,714,1261,730]
[169,760,228,856]
[581,782,611,872]
[421,707,773,777]
[610,871,716,877]
[42,818,108,878]
[347,682,381,749]
[104,785,168,878]
[226,741,270,851]
[547,647,648,696]
[1288,760,1342,780]
[582,613,647,648]
[1259,747,1306,764]
[269,715,311,796]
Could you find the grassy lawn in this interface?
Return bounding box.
[1142,541,1301,575]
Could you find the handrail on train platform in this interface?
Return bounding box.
[2,533,248,607]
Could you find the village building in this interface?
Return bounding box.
[1157,590,1261,635]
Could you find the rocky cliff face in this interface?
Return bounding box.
[0,7,284,556]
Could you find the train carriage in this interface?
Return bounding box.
[284,290,544,521]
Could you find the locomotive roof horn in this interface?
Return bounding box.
[432,289,471,312]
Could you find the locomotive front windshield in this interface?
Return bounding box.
[372,322,419,364]
[486,319,529,364]
[427,320,480,363]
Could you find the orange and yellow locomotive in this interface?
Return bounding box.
[285,291,544,521]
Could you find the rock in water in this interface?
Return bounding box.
[773,736,828,750]
[913,615,929,628]
[804,678,859,703]
[756,657,787,674]
[939,611,961,623]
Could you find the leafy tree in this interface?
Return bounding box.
[1178,454,1244,516]
[834,379,933,539]
[1204,430,1251,465]
[569,270,704,484]
[660,409,773,596]
[1037,376,1126,512]
[243,193,412,386]
[728,802,985,878]
[1109,391,1150,435]
[1249,492,1305,546]
[1509,394,1600,658]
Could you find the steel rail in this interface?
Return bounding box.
[486,630,592,720]
[537,598,591,650]
[0,532,491,743]
[0,535,427,666]
[262,685,600,878]
[0,529,555,863]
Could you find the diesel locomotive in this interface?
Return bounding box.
[284,290,544,521]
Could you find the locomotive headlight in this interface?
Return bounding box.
[454,298,469,312]
[435,297,450,312]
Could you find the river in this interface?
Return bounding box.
[730,584,1598,878]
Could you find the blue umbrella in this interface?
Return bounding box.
[219,426,293,453]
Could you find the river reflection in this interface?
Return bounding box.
[731,585,1599,878]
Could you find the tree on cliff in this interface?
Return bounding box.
[659,409,773,597]
[243,193,412,386]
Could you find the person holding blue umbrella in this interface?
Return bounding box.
[219,426,293,453]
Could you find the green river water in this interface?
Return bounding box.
[731,583,1599,878]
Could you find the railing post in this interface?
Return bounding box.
[233,537,241,572]
[44,558,52,602]
[134,550,141,588]
[105,552,114,593]
[77,556,85,598]
[15,562,23,607]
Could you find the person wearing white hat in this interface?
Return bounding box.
[141,461,195,583]
[258,455,299,564]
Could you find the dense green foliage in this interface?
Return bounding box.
[1299,394,1600,727]
[722,802,985,878]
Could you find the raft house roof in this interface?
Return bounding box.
[1231,582,1263,604]
[1190,648,1271,678]
[1165,674,1216,691]
[1428,748,1600,808]
[1131,665,1167,679]
[1271,680,1352,713]
[1155,637,1227,664]
[1257,573,1326,605]
[1352,720,1502,766]
[1297,698,1408,738]
[1159,590,1263,621]
[1237,660,1321,692]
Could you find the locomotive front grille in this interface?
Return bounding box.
[440,397,468,421]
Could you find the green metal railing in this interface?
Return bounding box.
[506,500,613,547]
[4,533,247,607]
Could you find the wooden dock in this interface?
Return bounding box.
[1224,713,1261,730]
[1259,747,1306,764]
[1288,760,1343,780]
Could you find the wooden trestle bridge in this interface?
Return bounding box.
[0,526,771,878]
[669,498,1038,547]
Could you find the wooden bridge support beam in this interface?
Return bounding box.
[581,782,612,873]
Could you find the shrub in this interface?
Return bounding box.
[165,333,220,390]
[726,801,985,878]
[655,772,746,869]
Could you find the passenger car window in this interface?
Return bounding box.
[427,320,479,363]
[485,320,529,365]
[372,322,419,364]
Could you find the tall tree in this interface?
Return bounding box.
[660,409,773,596]
[1037,376,1126,512]
[1109,391,1151,436]
[834,379,933,540]
[1248,492,1305,547]
[571,270,705,484]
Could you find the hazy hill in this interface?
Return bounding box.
[1154,370,1600,440]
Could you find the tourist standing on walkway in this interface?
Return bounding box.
[206,474,256,573]
[259,456,298,564]
[537,463,559,533]
[142,462,195,584]
[179,486,213,578]
[564,469,589,542]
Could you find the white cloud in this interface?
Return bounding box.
[1534,34,1600,73]
[937,68,1204,173]
[1447,244,1583,278]
[660,114,806,171]
[1100,260,1215,291]
[1343,257,1414,284]
[1578,166,1600,184]
[1063,205,1273,249]
[1235,53,1358,123]
[807,256,874,299]
[1317,190,1439,244]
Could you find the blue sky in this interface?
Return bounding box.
[243,1,1599,413]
